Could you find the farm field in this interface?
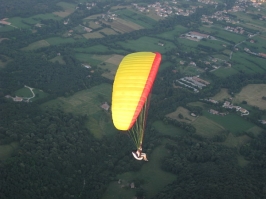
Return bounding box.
[242,35,266,52]
[231,52,266,73]
[212,88,231,101]
[156,25,188,41]
[152,121,187,137]
[114,9,156,28]
[213,66,239,78]
[49,56,66,64]
[166,106,197,123]
[6,13,61,29]
[203,111,255,134]
[102,144,176,199]
[223,133,251,149]
[21,40,50,51]
[117,36,176,53]
[75,53,103,66]
[53,2,76,17]
[15,87,49,102]
[0,25,15,32]
[41,83,112,116]
[86,21,102,29]
[45,37,80,45]
[192,116,225,138]
[99,54,123,80]
[233,84,266,110]
[98,28,118,35]
[41,84,113,137]
[199,25,246,44]
[106,18,143,33]
[83,31,104,39]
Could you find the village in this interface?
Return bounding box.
[203,98,250,116]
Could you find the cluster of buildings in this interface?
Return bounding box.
[101,12,117,21]
[224,26,245,34]
[244,48,266,59]
[208,109,227,116]
[204,98,250,116]
[132,1,197,18]
[181,31,210,41]
[222,101,249,116]
[176,76,210,93]
[197,0,218,5]
[84,2,97,10]
[201,10,240,24]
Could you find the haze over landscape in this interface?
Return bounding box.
[0,0,266,198]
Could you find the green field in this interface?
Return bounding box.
[242,35,266,52]
[15,87,49,102]
[42,83,112,115]
[152,121,187,137]
[74,45,126,54]
[231,52,266,73]
[203,111,254,134]
[53,2,76,17]
[75,53,103,65]
[0,25,15,32]
[6,13,61,29]
[102,144,176,199]
[156,25,188,41]
[192,116,225,138]
[21,40,50,51]
[114,9,156,28]
[41,84,114,138]
[46,37,83,45]
[15,87,33,97]
[117,36,176,53]
[213,66,239,78]
[49,56,66,64]
[199,26,246,44]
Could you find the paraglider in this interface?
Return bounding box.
[112,52,162,161]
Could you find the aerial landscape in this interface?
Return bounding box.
[0,0,266,198]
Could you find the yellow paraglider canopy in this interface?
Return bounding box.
[112,52,161,149]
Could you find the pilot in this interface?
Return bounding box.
[132,147,148,161]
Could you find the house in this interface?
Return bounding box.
[130,182,135,189]
[14,96,23,102]
[209,109,219,115]
[101,102,110,111]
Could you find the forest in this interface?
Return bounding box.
[1,0,266,198]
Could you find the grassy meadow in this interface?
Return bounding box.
[53,2,76,17]
[49,56,66,64]
[21,40,50,51]
[212,88,231,101]
[46,37,81,45]
[166,106,197,123]
[41,84,114,138]
[203,111,254,134]
[233,84,266,110]
[15,87,49,102]
[192,116,225,138]
[114,9,156,28]
[117,36,176,53]
[152,121,187,137]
